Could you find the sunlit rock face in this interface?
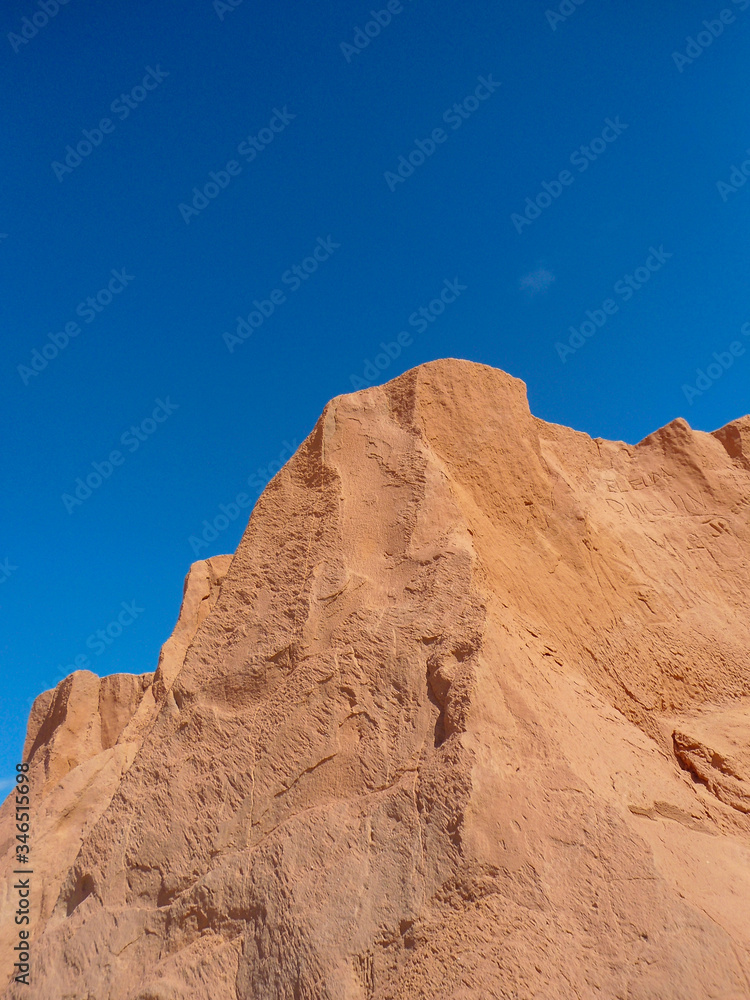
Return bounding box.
[2,360,750,1000]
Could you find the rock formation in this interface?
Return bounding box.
[1,360,749,999]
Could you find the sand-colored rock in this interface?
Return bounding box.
[0,556,231,979]
[2,361,749,999]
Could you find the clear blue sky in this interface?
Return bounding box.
[1,0,749,786]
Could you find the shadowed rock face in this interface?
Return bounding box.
[2,360,750,1000]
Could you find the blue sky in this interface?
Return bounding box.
[1,0,749,785]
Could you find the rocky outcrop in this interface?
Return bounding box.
[2,361,750,999]
[0,555,231,972]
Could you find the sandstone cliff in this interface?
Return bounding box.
[2,360,749,999]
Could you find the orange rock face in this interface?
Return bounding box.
[2,360,750,999]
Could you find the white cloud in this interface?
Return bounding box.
[520,267,555,296]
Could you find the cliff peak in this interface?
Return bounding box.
[3,362,750,1000]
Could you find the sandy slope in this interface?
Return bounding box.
[2,360,749,999]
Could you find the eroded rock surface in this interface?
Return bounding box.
[2,361,749,999]
[0,555,231,974]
